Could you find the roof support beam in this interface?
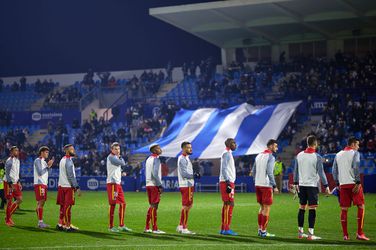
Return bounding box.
[210,9,279,44]
[271,3,333,39]
[336,0,376,27]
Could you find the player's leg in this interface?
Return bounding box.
[307,187,320,240]
[178,187,186,232]
[221,182,237,235]
[298,205,307,238]
[340,207,349,240]
[145,187,152,232]
[117,185,132,232]
[36,185,49,228]
[64,188,78,232]
[149,186,164,234]
[180,186,195,234]
[150,203,161,233]
[258,205,263,235]
[219,182,227,234]
[4,183,14,226]
[107,184,118,232]
[259,187,274,237]
[7,185,22,224]
[354,185,369,240]
[297,186,308,238]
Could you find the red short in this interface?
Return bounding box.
[220,182,235,202]
[56,186,75,206]
[107,183,125,205]
[34,184,48,201]
[180,186,194,206]
[4,181,22,200]
[146,186,161,204]
[256,186,273,205]
[339,184,365,207]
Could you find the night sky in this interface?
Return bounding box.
[0,0,221,77]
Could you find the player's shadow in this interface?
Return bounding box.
[201,234,258,243]
[172,233,254,243]
[260,237,376,246]
[15,209,35,213]
[128,232,181,241]
[14,225,57,233]
[74,229,125,241]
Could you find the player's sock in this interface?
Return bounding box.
[8,202,18,218]
[357,207,364,235]
[5,200,13,220]
[221,205,226,231]
[308,228,314,235]
[109,204,115,228]
[145,207,152,230]
[261,215,269,231]
[308,209,316,231]
[179,208,185,227]
[152,207,158,231]
[59,205,65,226]
[119,203,126,227]
[228,205,234,229]
[340,209,348,236]
[224,205,230,230]
[183,209,189,229]
[258,212,262,230]
[298,209,305,228]
[37,207,43,221]
[64,205,72,227]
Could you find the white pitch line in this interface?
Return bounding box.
[0,243,361,250]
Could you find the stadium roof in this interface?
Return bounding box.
[150,0,376,48]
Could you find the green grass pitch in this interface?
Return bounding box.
[0,191,375,249]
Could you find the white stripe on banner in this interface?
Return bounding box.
[161,108,216,157]
[198,103,258,159]
[246,101,302,155]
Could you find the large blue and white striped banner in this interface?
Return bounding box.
[134,101,301,159]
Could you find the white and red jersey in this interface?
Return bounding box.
[219,148,236,183]
[332,147,360,185]
[58,156,79,188]
[145,154,162,187]
[34,157,49,185]
[106,153,126,184]
[252,149,276,187]
[293,147,328,187]
[177,154,194,188]
[4,156,20,183]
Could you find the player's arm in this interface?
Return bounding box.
[152,158,163,191]
[221,152,231,182]
[179,158,194,179]
[65,160,79,190]
[35,158,48,176]
[267,155,278,192]
[316,154,329,195]
[352,151,361,193]
[5,159,13,185]
[251,162,256,177]
[222,153,232,193]
[109,154,126,167]
[293,158,299,185]
[332,156,339,186]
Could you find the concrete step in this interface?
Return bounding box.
[28,129,48,145]
[278,115,322,167]
[155,82,179,98]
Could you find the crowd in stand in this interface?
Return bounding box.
[43,86,82,109]
[0,77,56,93]
[0,110,12,126]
